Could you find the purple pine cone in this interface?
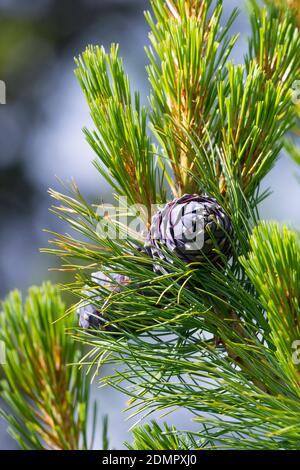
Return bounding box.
[144,194,233,268]
[78,271,130,329]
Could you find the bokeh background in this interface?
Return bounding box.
[0,0,299,449]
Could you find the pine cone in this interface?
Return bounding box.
[78,271,130,329]
[144,194,233,269]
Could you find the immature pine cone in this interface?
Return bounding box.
[144,194,233,267]
[78,271,130,329]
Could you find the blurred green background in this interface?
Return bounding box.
[0,0,299,449]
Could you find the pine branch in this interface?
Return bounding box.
[74,218,300,447]
[250,0,300,166]
[241,223,300,395]
[265,0,300,26]
[146,0,239,196]
[44,0,300,450]
[146,0,298,201]
[0,283,100,450]
[216,61,294,198]
[126,421,203,450]
[75,44,165,225]
[247,1,299,88]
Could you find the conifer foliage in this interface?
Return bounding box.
[0,283,101,449]
[44,0,300,450]
[1,0,300,450]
